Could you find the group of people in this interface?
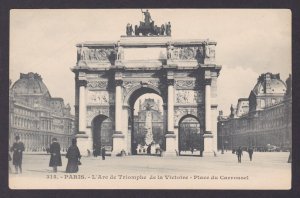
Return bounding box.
[50,138,82,173]
[9,135,83,174]
[234,146,254,163]
[92,146,106,160]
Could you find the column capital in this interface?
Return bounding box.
[167,79,175,86]
[115,79,123,86]
[78,80,87,87]
[167,130,175,135]
[113,131,125,138]
[165,133,176,138]
[204,78,212,85]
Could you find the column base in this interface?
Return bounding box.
[203,150,217,157]
[162,151,178,157]
[165,133,178,156]
[203,132,216,157]
[112,133,125,156]
[75,134,90,157]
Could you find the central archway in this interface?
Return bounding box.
[126,86,166,155]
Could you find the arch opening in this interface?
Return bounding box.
[178,115,203,156]
[128,87,165,155]
[91,115,113,156]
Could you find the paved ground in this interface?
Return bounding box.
[9,151,291,189]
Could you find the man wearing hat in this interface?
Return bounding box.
[11,135,25,174]
[49,138,62,172]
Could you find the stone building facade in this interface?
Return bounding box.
[218,73,292,151]
[9,73,75,151]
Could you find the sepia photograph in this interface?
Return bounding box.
[8,9,291,189]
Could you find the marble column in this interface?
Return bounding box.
[165,79,177,156]
[112,80,125,155]
[76,79,89,156]
[203,78,215,156]
[115,80,122,133]
[78,80,87,133]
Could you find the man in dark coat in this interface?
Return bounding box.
[101,146,106,160]
[66,138,81,173]
[236,146,243,163]
[49,138,62,172]
[11,136,25,174]
[248,147,254,161]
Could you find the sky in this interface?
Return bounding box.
[10,9,291,115]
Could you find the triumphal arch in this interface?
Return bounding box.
[72,13,221,156]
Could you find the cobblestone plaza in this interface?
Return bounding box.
[9,152,290,189]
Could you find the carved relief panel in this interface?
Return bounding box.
[78,47,116,62]
[87,91,110,105]
[175,90,203,104]
[175,80,199,89]
[87,81,108,90]
[168,46,205,61]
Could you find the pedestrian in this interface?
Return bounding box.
[248,147,254,161]
[66,138,81,173]
[49,138,62,172]
[236,146,243,163]
[101,146,106,160]
[190,145,194,154]
[10,136,25,174]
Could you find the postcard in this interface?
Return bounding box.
[9,9,291,189]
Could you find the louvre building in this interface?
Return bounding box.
[217,73,292,151]
[9,73,75,152]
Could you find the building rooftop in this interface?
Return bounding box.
[252,73,286,95]
[11,72,50,97]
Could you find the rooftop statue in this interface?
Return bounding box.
[126,23,133,36]
[127,9,171,36]
[142,9,152,26]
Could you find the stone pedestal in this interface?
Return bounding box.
[111,132,125,156]
[203,133,215,156]
[164,133,177,156]
[76,133,89,157]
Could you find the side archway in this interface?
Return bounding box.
[178,114,203,156]
[91,114,113,155]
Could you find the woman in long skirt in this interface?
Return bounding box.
[65,138,81,173]
[49,138,62,172]
[11,136,25,174]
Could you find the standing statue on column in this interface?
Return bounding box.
[166,22,171,36]
[126,23,133,36]
[167,43,174,59]
[160,24,165,35]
